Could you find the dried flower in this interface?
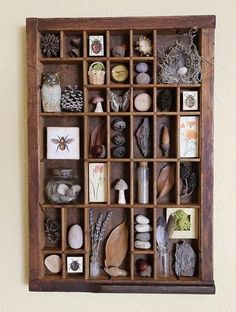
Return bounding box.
[44,217,61,243]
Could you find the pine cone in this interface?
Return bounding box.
[41,33,60,57]
[180,162,192,180]
[61,85,84,112]
[158,90,173,111]
[44,218,61,243]
[188,171,198,192]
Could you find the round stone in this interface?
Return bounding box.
[112,146,126,158]
[136,232,151,242]
[136,72,151,84]
[134,93,152,112]
[134,240,151,249]
[112,118,127,131]
[135,224,152,233]
[113,134,126,146]
[68,224,83,249]
[135,214,150,224]
[136,62,148,73]
[44,255,62,273]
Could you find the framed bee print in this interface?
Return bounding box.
[47,127,80,159]
[89,35,104,56]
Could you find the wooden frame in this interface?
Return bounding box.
[27,15,215,293]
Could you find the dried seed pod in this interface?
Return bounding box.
[113,134,126,146]
[112,118,127,131]
[161,126,170,157]
[112,146,126,158]
[41,33,60,58]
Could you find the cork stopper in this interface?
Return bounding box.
[139,161,148,167]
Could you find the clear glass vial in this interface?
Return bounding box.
[137,162,149,204]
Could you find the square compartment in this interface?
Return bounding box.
[42,208,62,250]
[156,88,177,112]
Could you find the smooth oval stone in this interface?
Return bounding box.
[136,232,151,242]
[134,240,151,249]
[57,183,69,195]
[136,62,148,73]
[68,224,83,249]
[135,214,150,224]
[44,255,62,273]
[136,72,151,84]
[135,224,152,233]
[134,93,152,112]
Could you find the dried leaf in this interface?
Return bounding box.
[157,164,175,201]
[89,121,106,157]
[105,219,128,268]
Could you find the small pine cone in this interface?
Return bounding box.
[41,33,60,58]
[61,85,84,112]
[180,162,192,180]
[44,218,61,243]
[158,90,173,111]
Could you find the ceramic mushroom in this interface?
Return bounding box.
[114,179,128,204]
[92,96,104,112]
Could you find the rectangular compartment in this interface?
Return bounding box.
[88,117,107,159]
[110,116,130,159]
[39,32,61,58]
[108,88,131,113]
[65,208,84,251]
[110,162,130,205]
[133,89,154,112]
[41,208,62,250]
[156,162,177,204]
[87,89,107,112]
[65,254,85,279]
[88,207,131,279]
[180,161,200,204]
[110,61,130,85]
[42,252,63,279]
[156,116,177,158]
[87,31,107,57]
[134,254,154,279]
[133,60,153,85]
[133,116,153,158]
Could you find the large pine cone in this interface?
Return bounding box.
[61,85,84,112]
[41,33,60,57]
[158,90,173,111]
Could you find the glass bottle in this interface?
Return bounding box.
[46,169,81,204]
[159,246,170,277]
[138,162,149,204]
[90,253,100,278]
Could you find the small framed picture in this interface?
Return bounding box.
[166,208,198,239]
[180,116,199,158]
[182,91,198,111]
[89,163,107,202]
[47,127,80,159]
[67,256,83,273]
[89,35,104,56]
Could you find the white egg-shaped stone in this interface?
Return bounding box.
[68,224,83,249]
[135,224,152,233]
[134,93,152,112]
[134,240,151,249]
[177,66,188,76]
[136,72,151,84]
[135,214,150,224]
[57,183,69,195]
[44,255,62,273]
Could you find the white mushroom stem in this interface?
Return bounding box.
[94,101,103,112]
[118,189,126,204]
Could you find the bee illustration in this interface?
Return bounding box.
[51,135,74,152]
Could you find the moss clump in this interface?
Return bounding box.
[172,209,190,231]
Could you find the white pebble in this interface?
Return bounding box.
[135,224,152,233]
[134,240,151,249]
[57,183,69,195]
[68,224,83,249]
[135,214,150,224]
[44,255,62,273]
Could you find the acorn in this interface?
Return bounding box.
[136,259,149,272]
[161,125,170,157]
[91,145,106,158]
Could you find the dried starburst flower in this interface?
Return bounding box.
[41,33,60,58]
[44,217,61,243]
[135,35,152,56]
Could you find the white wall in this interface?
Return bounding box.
[1,0,235,311]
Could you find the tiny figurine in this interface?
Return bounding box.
[61,85,83,112]
[89,35,104,56]
[41,72,61,112]
[114,179,128,204]
[41,33,60,57]
[67,256,83,273]
[161,125,170,157]
[135,35,152,56]
[92,95,104,112]
[107,89,130,112]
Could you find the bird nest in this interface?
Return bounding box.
[157,28,201,84]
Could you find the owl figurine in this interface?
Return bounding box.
[41,72,61,112]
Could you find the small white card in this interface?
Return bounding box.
[89,163,107,202]
[47,127,80,159]
[180,116,198,158]
[183,91,198,111]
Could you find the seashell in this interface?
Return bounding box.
[135,224,152,233]
[112,118,127,131]
[134,93,152,112]
[104,266,128,277]
[44,255,62,273]
[135,215,150,224]
[177,66,188,76]
[136,62,148,73]
[112,146,126,158]
[68,224,83,249]
[113,134,126,146]
[136,72,151,85]
[134,240,151,249]
[57,183,69,196]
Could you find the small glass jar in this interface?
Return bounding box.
[46,169,81,204]
[159,246,170,278]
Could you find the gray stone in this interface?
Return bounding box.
[135,224,152,233]
[134,240,151,249]
[68,224,83,249]
[135,214,150,224]
[135,232,151,241]
[175,241,196,277]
